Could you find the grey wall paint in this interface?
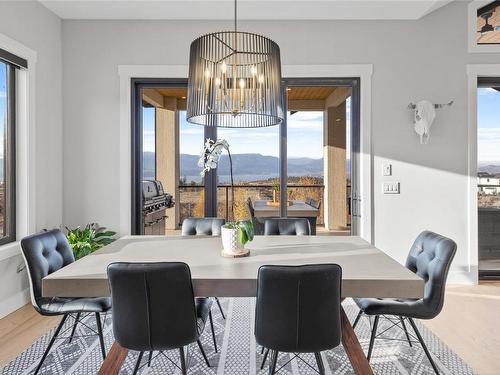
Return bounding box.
[0,1,63,231]
[60,2,498,281]
[0,0,62,315]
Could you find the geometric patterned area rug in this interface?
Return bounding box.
[1,299,474,375]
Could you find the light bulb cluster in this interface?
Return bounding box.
[203,60,267,117]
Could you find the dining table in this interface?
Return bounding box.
[253,199,320,234]
[42,235,424,375]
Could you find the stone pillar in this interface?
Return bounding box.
[324,101,348,230]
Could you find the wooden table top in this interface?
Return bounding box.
[43,235,423,300]
[253,200,320,217]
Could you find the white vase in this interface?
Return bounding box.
[221,227,245,255]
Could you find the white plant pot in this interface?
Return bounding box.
[221,227,246,256]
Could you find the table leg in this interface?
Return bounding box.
[98,310,371,375]
[341,306,374,375]
[98,341,128,375]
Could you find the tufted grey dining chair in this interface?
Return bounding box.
[264,218,311,236]
[352,230,457,374]
[20,229,111,374]
[181,217,226,236]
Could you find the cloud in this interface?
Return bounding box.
[478,87,499,96]
[180,128,204,136]
[287,111,323,130]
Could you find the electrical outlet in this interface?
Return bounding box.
[383,164,392,176]
[383,182,400,194]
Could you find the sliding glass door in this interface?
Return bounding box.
[478,77,500,278]
[131,78,360,235]
[282,82,357,235]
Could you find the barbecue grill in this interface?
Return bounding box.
[142,180,175,235]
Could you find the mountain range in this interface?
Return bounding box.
[143,152,333,180]
[479,162,500,175]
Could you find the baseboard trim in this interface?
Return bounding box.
[0,289,30,319]
[447,269,478,285]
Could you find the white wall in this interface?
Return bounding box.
[61,1,500,283]
[0,1,62,317]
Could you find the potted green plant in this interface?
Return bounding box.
[272,180,280,203]
[65,223,116,260]
[221,220,254,257]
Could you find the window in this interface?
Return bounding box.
[142,106,156,180]
[0,59,16,244]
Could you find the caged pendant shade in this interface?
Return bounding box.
[186,2,283,128]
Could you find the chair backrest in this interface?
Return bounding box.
[309,199,321,210]
[255,264,342,353]
[245,197,255,218]
[107,262,199,352]
[20,229,75,311]
[405,231,457,318]
[264,218,311,236]
[181,217,225,236]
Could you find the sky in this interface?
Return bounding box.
[478,87,500,163]
[143,98,352,160]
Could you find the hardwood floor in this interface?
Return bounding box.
[0,304,60,367]
[422,281,500,375]
[1,282,499,374]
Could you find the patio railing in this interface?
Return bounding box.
[178,183,351,226]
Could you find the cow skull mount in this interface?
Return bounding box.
[407,100,453,144]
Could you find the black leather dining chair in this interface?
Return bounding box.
[264,217,311,236]
[352,231,457,374]
[20,229,111,375]
[107,262,214,375]
[255,264,342,374]
[181,217,226,329]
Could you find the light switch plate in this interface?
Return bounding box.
[383,164,392,176]
[383,182,400,194]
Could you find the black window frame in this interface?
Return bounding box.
[0,59,17,245]
[130,77,360,235]
[477,76,500,279]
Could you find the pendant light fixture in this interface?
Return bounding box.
[186,0,283,128]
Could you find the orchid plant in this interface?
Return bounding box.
[198,138,254,246]
[198,138,235,219]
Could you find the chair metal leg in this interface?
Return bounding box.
[367,315,379,361]
[215,297,225,319]
[208,310,218,353]
[260,346,265,354]
[399,316,413,347]
[179,347,187,375]
[408,318,440,375]
[132,351,144,375]
[314,352,325,375]
[95,312,106,360]
[197,339,211,367]
[352,310,363,329]
[268,350,278,375]
[68,312,81,343]
[260,348,270,369]
[148,351,153,367]
[34,314,68,375]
